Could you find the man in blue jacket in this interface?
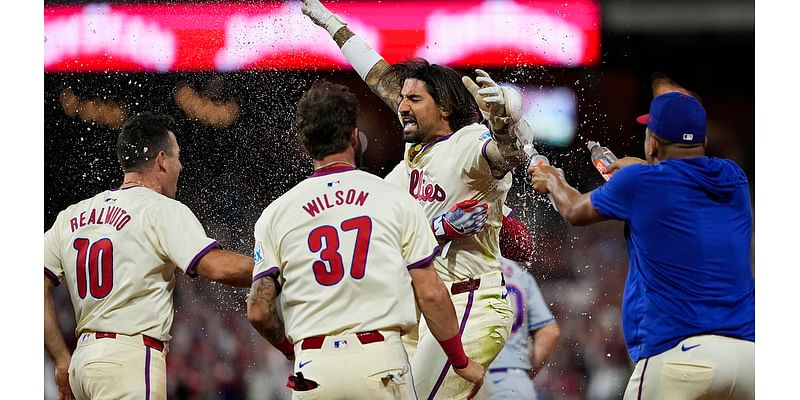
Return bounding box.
[529,82,755,399]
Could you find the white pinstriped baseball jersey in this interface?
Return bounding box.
[44,186,219,341]
[252,166,439,343]
[384,123,513,282]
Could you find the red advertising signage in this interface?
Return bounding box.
[44,1,600,72]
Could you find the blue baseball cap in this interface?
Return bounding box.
[636,92,706,144]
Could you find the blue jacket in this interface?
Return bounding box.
[590,157,755,361]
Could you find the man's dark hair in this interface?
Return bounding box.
[117,112,176,172]
[381,58,480,132]
[295,80,359,160]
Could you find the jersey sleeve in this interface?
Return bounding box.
[252,210,281,288]
[43,212,66,286]
[524,273,555,331]
[383,161,408,190]
[402,197,440,270]
[150,200,219,276]
[452,126,501,186]
[589,164,644,222]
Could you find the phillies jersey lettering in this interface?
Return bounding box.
[408,169,447,202]
[385,123,513,282]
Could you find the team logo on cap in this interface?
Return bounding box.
[683,133,694,141]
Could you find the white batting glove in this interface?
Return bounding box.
[462,69,524,130]
[301,0,348,37]
[431,200,489,241]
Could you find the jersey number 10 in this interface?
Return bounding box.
[73,238,114,299]
[307,216,372,286]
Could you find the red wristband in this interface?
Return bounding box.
[438,334,469,369]
[274,338,294,359]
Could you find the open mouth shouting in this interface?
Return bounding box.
[401,114,418,134]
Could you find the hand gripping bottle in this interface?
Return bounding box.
[587,141,618,181]
[524,145,558,211]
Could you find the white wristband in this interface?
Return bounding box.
[341,35,384,80]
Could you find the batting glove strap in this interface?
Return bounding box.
[432,214,461,241]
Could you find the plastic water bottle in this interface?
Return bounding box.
[587,141,618,181]
[524,145,558,211]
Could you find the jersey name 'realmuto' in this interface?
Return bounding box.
[68,204,132,232]
[44,187,219,341]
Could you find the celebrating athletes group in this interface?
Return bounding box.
[44,1,756,399]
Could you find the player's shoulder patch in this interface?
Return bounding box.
[253,241,265,264]
[479,131,492,142]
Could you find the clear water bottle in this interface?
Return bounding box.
[587,141,618,181]
[524,145,558,211]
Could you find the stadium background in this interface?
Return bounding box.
[43,0,754,399]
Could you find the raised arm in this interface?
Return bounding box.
[463,70,529,175]
[194,249,254,288]
[409,264,485,397]
[44,277,74,400]
[301,0,399,110]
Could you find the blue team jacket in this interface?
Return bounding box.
[590,157,755,361]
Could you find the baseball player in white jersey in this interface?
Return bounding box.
[486,256,560,400]
[44,112,254,400]
[245,81,484,400]
[302,2,534,398]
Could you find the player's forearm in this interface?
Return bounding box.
[547,177,595,226]
[485,121,529,174]
[196,249,254,287]
[246,278,288,346]
[530,323,560,376]
[220,252,255,287]
[44,283,71,367]
[419,294,460,340]
[412,272,460,340]
[251,311,287,348]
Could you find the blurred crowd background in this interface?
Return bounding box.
[44,0,754,399]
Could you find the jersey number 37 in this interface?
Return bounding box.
[307,215,372,286]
